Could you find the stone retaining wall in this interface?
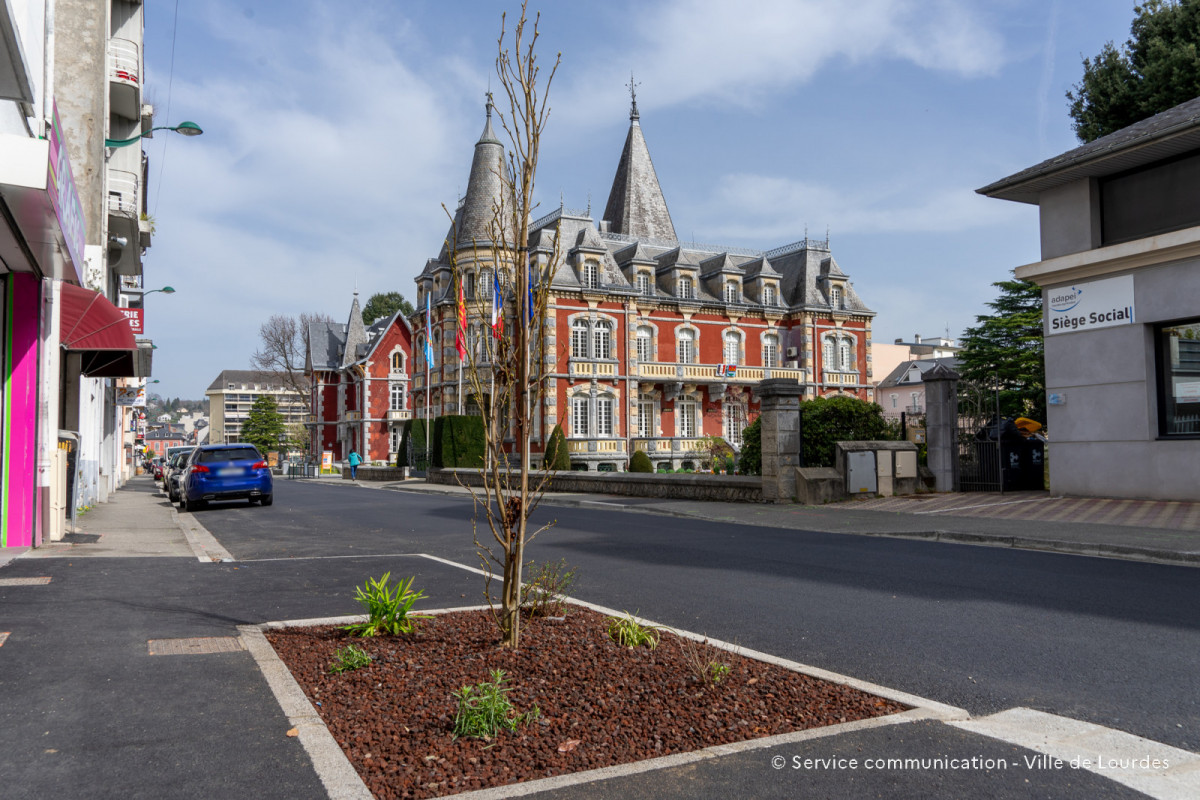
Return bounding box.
[429,468,763,503]
[346,466,409,482]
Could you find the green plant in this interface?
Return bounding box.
[606,611,661,649]
[800,395,896,468]
[629,450,653,473]
[520,559,577,617]
[724,455,735,474]
[544,423,570,470]
[452,669,541,740]
[738,417,762,475]
[677,635,732,685]
[433,414,486,468]
[342,573,432,637]
[329,644,372,674]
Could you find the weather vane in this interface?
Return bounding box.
[626,71,641,120]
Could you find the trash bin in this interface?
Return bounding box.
[1021,433,1047,490]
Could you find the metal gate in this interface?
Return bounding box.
[406,437,429,477]
[956,381,1002,493]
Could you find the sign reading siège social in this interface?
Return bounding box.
[1045,274,1135,336]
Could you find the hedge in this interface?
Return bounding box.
[396,419,429,467]
[629,450,653,472]
[433,415,486,468]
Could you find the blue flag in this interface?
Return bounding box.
[424,293,435,368]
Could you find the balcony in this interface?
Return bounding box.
[386,409,412,422]
[567,438,626,454]
[107,169,139,219]
[344,411,361,422]
[108,38,141,120]
[569,360,617,378]
[630,437,708,454]
[636,362,805,384]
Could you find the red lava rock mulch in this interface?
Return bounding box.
[266,607,908,799]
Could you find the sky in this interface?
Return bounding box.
[140,0,1140,401]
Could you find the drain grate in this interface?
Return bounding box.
[0,577,51,586]
[147,637,245,656]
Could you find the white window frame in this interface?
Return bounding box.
[389,382,405,411]
[822,337,834,370]
[723,331,741,365]
[571,319,589,359]
[596,396,613,437]
[762,334,778,369]
[593,321,613,360]
[831,286,843,309]
[763,285,776,306]
[636,272,652,296]
[724,403,746,447]
[839,338,853,371]
[571,395,590,437]
[724,281,739,304]
[636,326,653,363]
[678,399,697,438]
[678,276,694,300]
[582,261,599,289]
[637,393,654,438]
[677,329,696,364]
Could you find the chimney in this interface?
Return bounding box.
[914,334,922,343]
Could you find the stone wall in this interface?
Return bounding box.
[347,466,409,482]
[428,468,763,503]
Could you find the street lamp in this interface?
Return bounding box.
[143,286,175,297]
[105,122,203,149]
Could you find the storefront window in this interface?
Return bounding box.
[1158,319,1200,436]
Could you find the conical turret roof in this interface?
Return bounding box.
[602,98,677,242]
[341,293,367,368]
[448,99,514,250]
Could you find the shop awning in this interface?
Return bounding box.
[60,283,139,377]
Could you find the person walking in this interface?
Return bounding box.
[348,450,362,480]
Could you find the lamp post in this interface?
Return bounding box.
[143,286,175,297]
[106,122,203,149]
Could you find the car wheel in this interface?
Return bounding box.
[179,495,190,512]
[260,495,273,507]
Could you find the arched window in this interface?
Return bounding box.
[839,338,853,371]
[762,334,779,369]
[637,392,654,438]
[636,326,653,363]
[571,395,590,437]
[678,276,695,300]
[723,331,741,365]
[677,329,696,364]
[582,261,599,289]
[463,271,475,300]
[763,285,776,306]
[596,395,614,436]
[593,320,613,360]
[636,272,652,296]
[391,352,404,373]
[822,337,834,370]
[571,319,589,359]
[724,281,739,303]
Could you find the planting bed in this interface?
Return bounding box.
[267,607,908,799]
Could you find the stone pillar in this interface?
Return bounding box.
[922,363,960,492]
[758,379,805,503]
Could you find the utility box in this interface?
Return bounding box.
[896,450,918,479]
[846,451,877,494]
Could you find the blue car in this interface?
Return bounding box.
[179,444,273,511]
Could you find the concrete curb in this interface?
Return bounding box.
[243,554,971,800]
[173,505,235,563]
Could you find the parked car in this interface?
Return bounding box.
[178,444,273,511]
[164,448,195,503]
[150,457,165,480]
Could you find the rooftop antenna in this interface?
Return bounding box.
[626,71,641,120]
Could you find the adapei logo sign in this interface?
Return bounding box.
[1045,275,1135,336]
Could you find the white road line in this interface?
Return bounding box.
[912,497,1058,515]
[237,552,432,563]
[952,708,1200,800]
[173,507,235,562]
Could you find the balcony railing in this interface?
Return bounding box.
[567,438,626,454]
[636,362,805,384]
[109,38,140,85]
[107,169,139,218]
[344,411,361,422]
[630,437,708,454]
[386,409,412,421]
[569,360,617,377]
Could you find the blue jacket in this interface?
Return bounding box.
[348,452,362,466]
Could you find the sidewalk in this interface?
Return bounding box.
[376,479,1200,567]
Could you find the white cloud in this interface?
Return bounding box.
[556,0,1006,120]
[695,172,1025,241]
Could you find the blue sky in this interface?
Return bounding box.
[140,0,1138,401]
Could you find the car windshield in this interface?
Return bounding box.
[195,447,261,464]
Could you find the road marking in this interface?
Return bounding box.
[0,577,51,586]
[172,507,235,563]
[912,497,1056,514]
[0,632,9,647]
[952,708,1200,800]
[237,552,433,563]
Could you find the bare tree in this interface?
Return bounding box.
[449,2,560,650]
[250,312,333,398]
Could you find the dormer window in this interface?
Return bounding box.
[763,285,776,306]
[678,276,695,300]
[724,281,739,304]
[830,286,843,309]
[636,272,652,296]
[582,261,599,289]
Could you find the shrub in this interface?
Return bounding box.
[342,573,431,637]
[724,455,735,474]
[544,424,570,470]
[801,396,895,468]
[739,417,762,475]
[628,450,653,473]
[520,559,577,617]
[676,636,732,685]
[434,415,486,468]
[329,644,372,674]
[452,669,541,740]
[606,612,661,649]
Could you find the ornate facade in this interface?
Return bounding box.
[412,97,875,471]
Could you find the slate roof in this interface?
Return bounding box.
[205,370,296,392]
[978,95,1200,204]
[341,295,368,369]
[602,107,677,241]
[445,101,514,249]
[876,357,961,390]
[307,323,347,372]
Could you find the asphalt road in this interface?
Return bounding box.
[204,479,1200,756]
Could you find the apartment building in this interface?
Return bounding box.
[206,370,309,445]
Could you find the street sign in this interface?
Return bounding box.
[121,307,143,333]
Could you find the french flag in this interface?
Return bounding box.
[491,271,503,338]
